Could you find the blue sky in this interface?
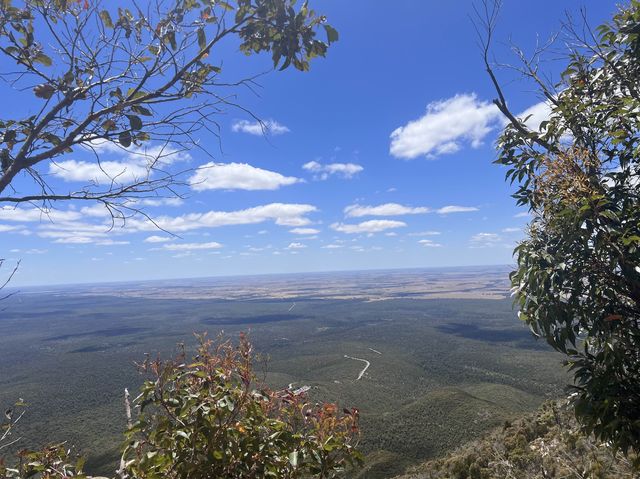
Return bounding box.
[0,0,620,286]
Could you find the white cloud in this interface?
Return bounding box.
[189,162,301,191]
[49,159,149,184]
[95,239,130,246]
[52,236,93,244]
[232,119,290,136]
[0,206,83,223]
[303,160,363,180]
[287,242,307,249]
[0,207,136,247]
[390,93,502,159]
[344,203,430,217]
[137,198,184,207]
[52,236,129,245]
[49,142,190,184]
[144,235,173,243]
[289,227,320,235]
[1,202,317,249]
[502,227,521,233]
[85,140,191,165]
[331,220,406,234]
[246,245,271,252]
[129,203,317,232]
[419,239,442,247]
[0,224,26,233]
[470,232,502,248]
[322,244,344,249]
[436,205,479,214]
[163,242,223,251]
[408,230,441,237]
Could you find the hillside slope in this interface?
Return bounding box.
[393,400,638,479]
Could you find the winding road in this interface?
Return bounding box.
[344,355,370,380]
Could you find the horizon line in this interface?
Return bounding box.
[7,263,515,291]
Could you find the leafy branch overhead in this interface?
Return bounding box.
[0,0,337,220]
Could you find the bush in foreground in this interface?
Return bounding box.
[0,334,362,478]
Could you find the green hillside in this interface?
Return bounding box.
[394,401,639,479]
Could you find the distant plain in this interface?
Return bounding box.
[0,266,568,478]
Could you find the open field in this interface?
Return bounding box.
[0,267,568,478]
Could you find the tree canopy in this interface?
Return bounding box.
[487,0,640,453]
[0,0,337,222]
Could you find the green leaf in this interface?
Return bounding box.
[197,28,207,51]
[136,131,150,142]
[324,24,339,44]
[127,115,143,131]
[100,10,114,28]
[119,130,132,147]
[33,83,55,99]
[33,53,52,67]
[165,31,177,51]
[131,105,152,116]
[102,119,117,131]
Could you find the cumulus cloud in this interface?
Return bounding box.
[287,242,307,249]
[408,230,441,237]
[129,203,318,232]
[390,93,502,159]
[49,160,142,184]
[322,244,344,249]
[303,160,363,180]
[231,119,290,136]
[137,198,184,207]
[0,203,317,248]
[470,232,502,248]
[436,205,478,214]
[189,162,301,191]
[95,239,130,246]
[0,207,123,246]
[331,219,406,234]
[0,206,83,223]
[163,242,223,251]
[419,239,442,247]
[50,142,191,184]
[86,141,191,165]
[289,227,320,235]
[52,236,129,245]
[344,203,430,217]
[0,224,27,233]
[144,235,173,243]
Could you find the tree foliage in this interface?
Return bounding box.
[0,334,362,478]
[486,0,640,453]
[0,0,336,220]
